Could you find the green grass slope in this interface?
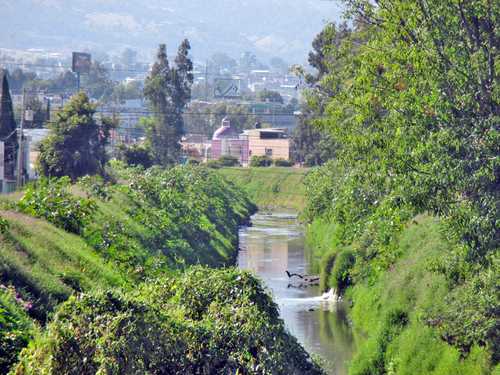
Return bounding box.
[310,215,500,374]
[220,167,308,211]
[0,165,326,375]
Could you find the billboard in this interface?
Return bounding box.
[214,79,241,98]
[72,52,91,74]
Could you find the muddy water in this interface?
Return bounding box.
[238,212,358,375]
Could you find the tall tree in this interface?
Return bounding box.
[292,22,355,166]
[36,92,117,180]
[121,48,137,67]
[0,74,17,162]
[54,70,78,91]
[255,90,284,104]
[142,40,193,165]
[210,52,237,73]
[82,61,116,101]
[318,0,500,260]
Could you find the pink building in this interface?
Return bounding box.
[209,118,250,166]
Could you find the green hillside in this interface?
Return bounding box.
[304,161,500,374]
[220,167,308,212]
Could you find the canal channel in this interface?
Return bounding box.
[238,212,358,375]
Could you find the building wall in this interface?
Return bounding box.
[248,138,290,160]
[211,139,222,159]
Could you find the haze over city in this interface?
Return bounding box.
[2,0,343,65]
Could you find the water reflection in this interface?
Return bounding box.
[238,213,358,375]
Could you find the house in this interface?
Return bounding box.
[242,127,290,160]
[209,118,250,166]
[204,118,291,167]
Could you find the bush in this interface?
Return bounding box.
[218,155,240,167]
[205,158,221,169]
[250,155,273,167]
[14,177,97,235]
[186,158,200,165]
[116,143,153,169]
[329,249,355,293]
[273,157,294,167]
[13,267,326,375]
[320,251,337,292]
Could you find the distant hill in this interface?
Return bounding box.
[1,0,342,65]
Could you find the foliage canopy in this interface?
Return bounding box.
[315,0,500,261]
[142,41,193,165]
[36,92,117,180]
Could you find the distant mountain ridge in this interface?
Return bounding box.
[2,0,342,65]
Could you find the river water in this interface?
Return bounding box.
[238,212,358,375]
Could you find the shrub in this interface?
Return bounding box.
[329,249,355,293]
[13,267,326,375]
[250,155,273,167]
[186,158,200,165]
[205,158,221,169]
[273,157,293,167]
[116,143,153,169]
[14,177,97,235]
[320,251,337,292]
[218,155,240,167]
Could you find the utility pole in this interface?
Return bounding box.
[205,59,208,100]
[16,89,26,187]
[128,114,131,146]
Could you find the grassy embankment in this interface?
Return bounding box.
[0,165,326,375]
[301,161,500,374]
[308,214,499,374]
[220,167,308,212]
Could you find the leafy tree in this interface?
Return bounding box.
[206,103,261,135]
[5,69,37,90]
[23,95,46,129]
[318,1,500,261]
[116,143,153,169]
[291,22,356,166]
[182,101,214,136]
[120,48,137,66]
[53,70,78,91]
[255,89,283,104]
[82,60,116,101]
[36,92,117,180]
[270,57,289,73]
[238,51,268,74]
[210,52,237,73]
[142,41,193,165]
[22,79,53,92]
[190,81,214,101]
[112,81,142,103]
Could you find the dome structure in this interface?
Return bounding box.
[212,117,239,140]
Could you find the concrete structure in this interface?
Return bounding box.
[181,118,292,167]
[182,134,209,162]
[210,117,250,166]
[242,128,291,160]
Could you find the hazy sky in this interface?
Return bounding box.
[2,0,343,64]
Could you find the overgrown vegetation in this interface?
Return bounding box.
[12,267,325,375]
[0,166,329,374]
[299,0,500,373]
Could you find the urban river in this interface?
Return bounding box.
[238,212,359,375]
